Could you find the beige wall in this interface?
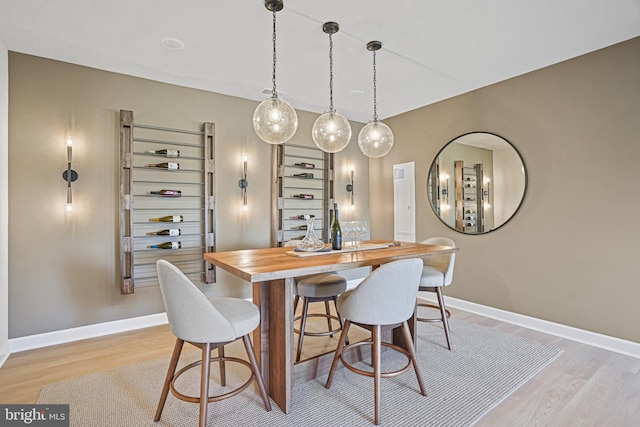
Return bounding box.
[372,37,640,343]
[0,40,9,359]
[8,53,366,338]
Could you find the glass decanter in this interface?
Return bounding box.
[296,216,325,252]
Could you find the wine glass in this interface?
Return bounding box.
[357,221,368,247]
[342,221,354,248]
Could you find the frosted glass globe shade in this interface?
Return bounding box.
[311,111,352,153]
[253,97,298,144]
[357,120,394,158]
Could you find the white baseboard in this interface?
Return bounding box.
[419,292,640,360]
[5,294,639,363]
[8,312,168,354]
[0,341,9,367]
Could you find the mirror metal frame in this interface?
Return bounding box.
[427,131,528,235]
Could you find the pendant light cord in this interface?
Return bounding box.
[272,10,278,98]
[372,50,378,122]
[329,32,334,112]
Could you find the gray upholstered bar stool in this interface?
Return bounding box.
[155,260,271,427]
[284,240,347,362]
[326,259,427,425]
[418,237,457,350]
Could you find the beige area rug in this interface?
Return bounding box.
[38,317,562,426]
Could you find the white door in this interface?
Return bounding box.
[393,161,415,242]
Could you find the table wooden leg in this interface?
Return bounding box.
[266,278,294,414]
[252,281,270,391]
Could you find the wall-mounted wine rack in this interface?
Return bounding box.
[271,143,334,247]
[455,160,484,233]
[119,110,216,294]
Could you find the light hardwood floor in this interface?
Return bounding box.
[1,307,639,426]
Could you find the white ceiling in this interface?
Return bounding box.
[1,0,639,123]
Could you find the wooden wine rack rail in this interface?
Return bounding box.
[119,110,216,294]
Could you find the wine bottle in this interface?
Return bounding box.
[150,215,183,222]
[150,189,181,197]
[293,194,314,200]
[331,203,342,250]
[290,214,309,220]
[293,172,314,179]
[291,225,308,230]
[147,229,181,236]
[466,216,473,220]
[294,162,315,169]
[147,149,180,158]
[148,241,181,249]
[148,162,179,170]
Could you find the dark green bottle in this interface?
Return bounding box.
[331,203,342,250]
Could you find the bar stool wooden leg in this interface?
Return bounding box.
[401,321,427,396]
[373,324,381,425]
[324,301,333,334]
[296,298,310,363]
[334,296,349,345]
[435,287,452,350]
[154,338,184,422]
[242,335,272,411]
[218,345,226,386]
[199,343,212,427]
[325,320,351,388]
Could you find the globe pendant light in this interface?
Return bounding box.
[311,22,352,153]
[253,0,298,145]
[358,41,394,158]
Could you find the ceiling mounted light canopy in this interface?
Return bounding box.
[311,22,352,153]
[253,0,298,145]
[358,41,394,158]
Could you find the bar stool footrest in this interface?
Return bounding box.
[294,313,342,336]
[339,340,412,378]
[416,301,451,323]
[169,356,254,404]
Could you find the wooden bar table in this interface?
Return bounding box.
[204,239,458,414]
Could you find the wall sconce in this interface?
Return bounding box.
[440,173,449,210]
[345,167,354,206]
[62,137,78,212]
[483,177,491,209]
[238,156,248,211]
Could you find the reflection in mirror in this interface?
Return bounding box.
[427,132,527,234]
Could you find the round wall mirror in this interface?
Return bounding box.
[427,132,527,234]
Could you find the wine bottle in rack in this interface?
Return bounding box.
[293,173,314,179]
[148,241,181,249]
[147,229,181,236]
[148,162,179,170]
[147,149,180,158]
[293,194,314,200]
[150,215,183,222]
[290,214,313,220]
[294,162,315,169]
[291,225,308,230]
[150,189,181,197]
